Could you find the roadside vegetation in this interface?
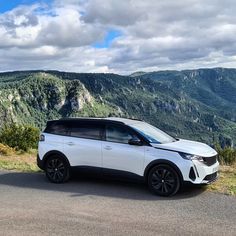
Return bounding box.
[0,122,235,195]
[208,164,236,195]
[0,123,39,151]
[208,145,236,195]
[0,146,39,172]
[215,144,236,165]
[0,123,40,172]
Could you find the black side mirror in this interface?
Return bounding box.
[175,134,179,141]
[128,137,142,146]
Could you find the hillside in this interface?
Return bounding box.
[0,68,236,147]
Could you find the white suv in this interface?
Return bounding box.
[37,117,219,196]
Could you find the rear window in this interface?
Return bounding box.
[44,122,68,135]
[44,120,103,140]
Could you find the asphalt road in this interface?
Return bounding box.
[0,170,236,236]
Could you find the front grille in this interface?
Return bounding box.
[202,155,217,166]
[203,172,218,182]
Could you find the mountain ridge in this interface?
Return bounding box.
[0,68,236,147]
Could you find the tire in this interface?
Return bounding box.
[147,164,180,196]
[45,155,70,183]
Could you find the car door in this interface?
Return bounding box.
[102,124,145,176]
[63,121,103,167]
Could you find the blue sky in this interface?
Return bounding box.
[0,0,47,13]
[93,30,122,48]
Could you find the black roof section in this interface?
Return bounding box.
[46,117,143,126]
[47,117,125,125]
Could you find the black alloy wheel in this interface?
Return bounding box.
[148,164,180,196]
[45,155,70,183]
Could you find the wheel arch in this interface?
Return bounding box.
[144,159,184,183]
[42,150,71,169]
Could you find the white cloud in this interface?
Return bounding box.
[37,8,104,48]
[1,0,236,73]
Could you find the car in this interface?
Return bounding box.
[37,117,219,196]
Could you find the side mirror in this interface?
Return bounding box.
[128,137,142,146]
[174,133,179,141]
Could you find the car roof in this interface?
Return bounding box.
[48,117,143,125]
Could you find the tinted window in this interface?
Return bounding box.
[106,125,136,144]
[44,122,68,135]
[69,123,102,140]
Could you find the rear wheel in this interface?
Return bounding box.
[45,155,70,183]
[148,164,180,196]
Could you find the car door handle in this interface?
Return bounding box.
[66,142,75,146]
[104,146,112,150]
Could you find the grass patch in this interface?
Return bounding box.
[0,150,40,172]
[208,165,236,195]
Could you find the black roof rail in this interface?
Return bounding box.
[47,116,143,125]
[114,116,143,121]
[55,117,125,125]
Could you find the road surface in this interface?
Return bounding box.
[0,170,235,236]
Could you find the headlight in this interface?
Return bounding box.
[179,153,204,162]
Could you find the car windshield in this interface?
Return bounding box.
[129,122,176,144]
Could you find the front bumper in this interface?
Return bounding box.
[188,160,219,184]
[202,171,218,184]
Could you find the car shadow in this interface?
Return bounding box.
[0,171,207,200]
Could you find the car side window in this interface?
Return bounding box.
[45,122,68,136]
[69,123,102,140]
[106,125,136,144]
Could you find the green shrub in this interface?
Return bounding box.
[215,144,236,165]
[0,123,40,152]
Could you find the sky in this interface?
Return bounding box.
[0,0,236,74]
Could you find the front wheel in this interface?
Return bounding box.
[148,164,180,196]
[45,155,70,183]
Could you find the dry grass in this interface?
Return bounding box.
[208,164,236,195]
[0,143,16,156]
[0,149,40,172]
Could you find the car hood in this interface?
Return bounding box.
[151,139,217,157]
